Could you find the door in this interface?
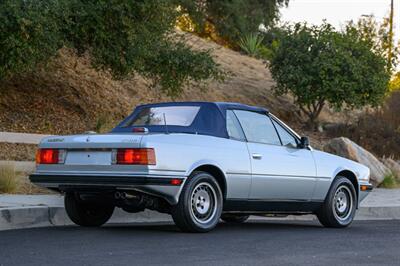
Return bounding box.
[233,110,317,201]
[224,110,252,199]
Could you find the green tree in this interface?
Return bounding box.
[346,14,399,72]
[268,22,390,127]
[178,0,289,44]
[0,0,66,79]
[0,0,223,96]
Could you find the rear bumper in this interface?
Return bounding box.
[29,173,185,205]
[29,174,183,186]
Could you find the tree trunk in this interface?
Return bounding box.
[300,100,325,130]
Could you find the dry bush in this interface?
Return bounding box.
[383,158,400,178]
[327,91,400,160]
[0,162,52,194]
[0,163,18,193]
[381,90,400,126]
[16,175,52,195]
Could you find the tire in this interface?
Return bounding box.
[317,176,357,228]
[65,193,114,227]
[171,171,223,233]
[221,214,249,224]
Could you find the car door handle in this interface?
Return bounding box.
[252,153,262,160]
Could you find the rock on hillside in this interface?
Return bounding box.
[323,137,391,186]
[382,158,400,180]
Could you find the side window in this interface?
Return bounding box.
[234,110,281,145]
[226,110,246,141]
[272,120,299,148]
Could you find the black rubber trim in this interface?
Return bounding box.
[29,174,183,186]
[224,199,323,212]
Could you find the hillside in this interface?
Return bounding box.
[0,31,343,147]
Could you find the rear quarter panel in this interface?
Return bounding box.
[142,134,252,199]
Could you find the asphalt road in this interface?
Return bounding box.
[0,220,399,266]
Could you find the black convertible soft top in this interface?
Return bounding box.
[112,102,268,138]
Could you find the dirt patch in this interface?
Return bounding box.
[0,143,37,161]
[16,175,54,195]
[0,161,51,194]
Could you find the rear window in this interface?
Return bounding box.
[123,106,200,127]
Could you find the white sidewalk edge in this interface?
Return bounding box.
[0,132,51,144]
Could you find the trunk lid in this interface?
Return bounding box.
[39,133,144,166]
[40,133,143,149]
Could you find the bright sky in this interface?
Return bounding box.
[280,0,398,41]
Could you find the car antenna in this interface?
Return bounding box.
[163,113,169,134]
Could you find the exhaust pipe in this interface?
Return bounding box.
[114,191,122,199]
[115,191,138,200]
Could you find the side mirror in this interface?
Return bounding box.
[299,136,310,149]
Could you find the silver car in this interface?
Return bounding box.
[30,102,372,232]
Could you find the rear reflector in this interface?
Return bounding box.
[170,178,183,186]
[36,149,65,164]
[115,148,156,165]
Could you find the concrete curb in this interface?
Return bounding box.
[0,206,53,231]
[356,206,400,220]
[0,207,172,231]
[1,204,399,231]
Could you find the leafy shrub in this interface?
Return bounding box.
[346,14,399,73]
[140,42,224,96]
[0,0,223,96]
[238,34,264,57]
[178,0,289,44]
[0,0,66,79]
[380,173,398,188]
[269,22,390,127]
[257,45,274,61]
[0,163,18,193]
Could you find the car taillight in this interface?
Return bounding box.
[114,148,156,165]
[36,149,66,164]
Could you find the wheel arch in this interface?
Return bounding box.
[189,164,227,200]
[335,170,359,206]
